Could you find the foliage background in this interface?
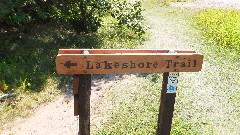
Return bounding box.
[0,0,146,127]
[0,0,145,92]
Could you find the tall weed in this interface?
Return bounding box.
[192,9,240,59]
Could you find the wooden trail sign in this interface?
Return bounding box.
[56,49,203,74]
[55,49,203,135]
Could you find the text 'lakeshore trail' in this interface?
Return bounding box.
[85,60,197,70]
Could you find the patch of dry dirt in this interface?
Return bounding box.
[171,0,240,9]
[0,75,122,135]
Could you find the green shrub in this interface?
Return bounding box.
[51,0,110,33]
[98,16,144,49]
[0,0,145,35]
[192,9,240,54]
[0,0,146,91]
[0,0,50,26]
[110,0,145,36]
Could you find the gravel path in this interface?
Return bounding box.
[1,0,240,135]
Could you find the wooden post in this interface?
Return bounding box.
[78,74,91,135]
[156,72,177,135]
[73,75,79,116]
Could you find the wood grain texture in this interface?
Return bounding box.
[56,53,203,74]
[157,72,176,135]
[73,75,79,116]
[78,74,91,135]
[58,49,196,54]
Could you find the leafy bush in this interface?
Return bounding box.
[0,0,145,35]
[110,0,145,36]
[0,0,50,26]
[0,0,146,91]
[0,0,146,128]
[51,0,110,33]
[192,9,240,54]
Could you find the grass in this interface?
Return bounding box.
[0,77,65,130]
[192,9,240,135]
[93,74,199,135]
[95,75,160,135]
[192,10,240,128]
[93,75,162,135]
[93,1,240,135]
[192,9,240,60]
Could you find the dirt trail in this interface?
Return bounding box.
[1,0,240,135]
[1,77,117,135]
[143,0,240,134]
[171,0,240,9]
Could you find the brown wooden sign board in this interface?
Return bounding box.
[56,49,203,74]
[56,49,203,135]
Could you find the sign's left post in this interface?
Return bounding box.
[73,74,91,135]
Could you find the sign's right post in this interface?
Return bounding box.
[156,72,178,135]
[157,50,180,135]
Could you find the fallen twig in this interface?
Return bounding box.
[0,93,16,100]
